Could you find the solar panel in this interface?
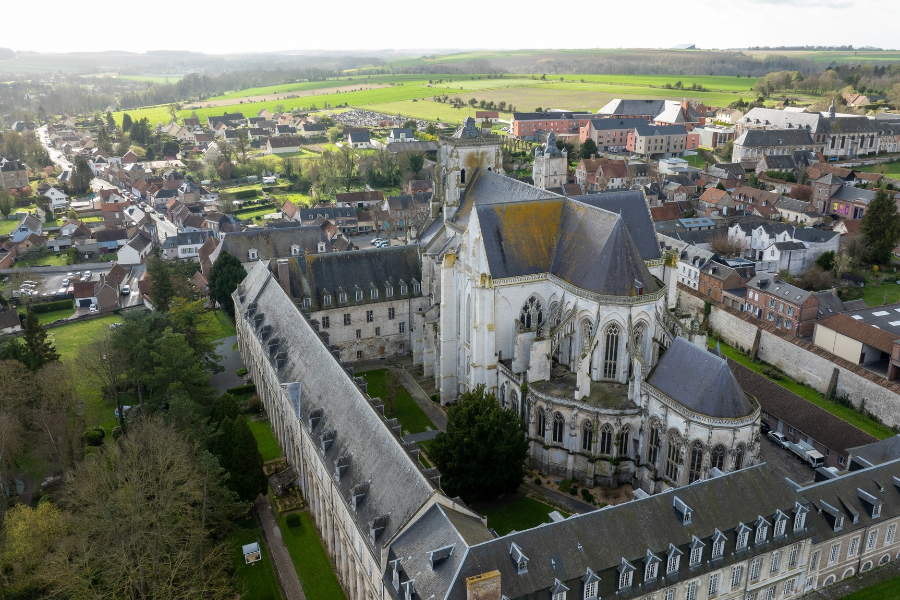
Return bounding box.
[873,311,889,316]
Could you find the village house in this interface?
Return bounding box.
[699,260,755,303]
[732,186,781,219]
[0,158,29,190]
[699,188,735,216]
[347,131,372,149]
[596,98,668,120]
[732,129,822,168]
[266,136,301,155]
[745,274,818,336]
[578,118,646,151]
[298,205,357,235]
[299,123,326,138]
[703,163,746,189]
[474,110,499,124]
[386,128,416,143]
[628,124,698,158]
[510,111,593,140]
[160,230,215,261]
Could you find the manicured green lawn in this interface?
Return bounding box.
[859,279,900,307]
[200,310,237,343]
[0,219,18,235]
[358,368,436,434]
[482,497,569,536]
[229,517,284,600]
[276,511,347,600]
[235,204,279,222]
[249,420,283,461]
[709,339,895,439]
[48,314,123,428]
[14,253,68,268]
[684,153,707,168]
[20,307,75,324]
[838,573,900,600]
[854,161,900,178]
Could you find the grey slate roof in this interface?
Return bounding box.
[774,197,810,213]
[847,436,900,467]
[831,185,878,205]
[735,129,815,147]
[287,245,422,309]
[747,274,814,304]
[633,124,689,137]
[587,118,647,131]
[218,226,330,263]
[456,171,660,297]
[571,191,662,261]
[234,263,438,558]
[597,98,667,118]
[647,337,754,419]
[348,131,371,144]
[760,154,797,170]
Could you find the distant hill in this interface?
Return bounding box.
[0,48,16,60]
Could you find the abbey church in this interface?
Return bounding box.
[417,118,760,493]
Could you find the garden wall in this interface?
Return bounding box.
[677,284,900,427]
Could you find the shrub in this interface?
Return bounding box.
[534,475,542,484]
[569,486,578,495]
[112,426,123,440]
[82,426,105,446]
[232,189,259,200]
[32,299,74,313]
[761,366,782,380]
[581,488,594,502]
[285,513,302,528]
[430,393,439,402]
[227,383,257,395]
[558,478,573,494]
[247,395,262,414]
[235,367,248,377]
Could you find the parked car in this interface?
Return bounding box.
[370,238,383,245]
[760,421,771,435]
[62,278,69,286]
[121,285,130,296]
[767,431,789,448]
[89,305,98,313]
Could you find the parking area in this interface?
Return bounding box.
[758,430,817,484]
[7,265,146,312]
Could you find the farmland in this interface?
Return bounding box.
[114,72,765,128]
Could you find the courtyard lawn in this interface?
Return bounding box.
[709,339,895,440]
[199,310,236,343]
[249,420,283,461]
[358,368,436,434]
[481,497,569,536]
[229,517,284,600]
[14,253,68,268]
[276,511,347,600]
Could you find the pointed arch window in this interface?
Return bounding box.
[599,423,614,455]
[633,323,646,361]
[537,409,547,438]
[665,432,682,481]
[648,423,662,465]
[582,421,593,451]
[711,444,726,471]
[603,324,620,379]
[552,412,565,444]
[460,168,466,184]
[734,444,745,470]
[520,296,544,329]
[619,424,631,458]
[689,441,704,483]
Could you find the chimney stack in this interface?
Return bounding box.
[276,259,291,297]
[466,571,502,600]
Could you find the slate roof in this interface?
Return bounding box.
[633,124,689,137]
[287,245,422,309]
[18,214,41,232]
[268,136,300,149]
[348,131,371,144]
[726,359,876,455]
[587,118,647,132]
[386,192,431,212]
[234,263,438,559]
[847,436,900,467]
[774,197,810,213]
[647,338,754,419]
[760,154,797,170]
[385,141,440,154]
[454,172,660,297]
[831,185,878,205]
[597,99,667,118]
[735,129,815,148]
[335,191,384,204]
[748,274,814,305]
[95,229,128,243]
[218,226,330,263]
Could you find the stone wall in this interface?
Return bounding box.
[677,284,900,428]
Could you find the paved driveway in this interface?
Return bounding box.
[759,432,817,484]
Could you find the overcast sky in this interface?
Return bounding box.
[4,0,897,55]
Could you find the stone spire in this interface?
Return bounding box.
[828,97,836,119]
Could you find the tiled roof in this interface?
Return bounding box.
[817,313,900,354]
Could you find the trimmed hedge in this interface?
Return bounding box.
[232,189,259,200]
[227,383,257,396]
[32,299,74,313]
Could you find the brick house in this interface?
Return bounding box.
[745,274,818,336]
[699,261,754,303]
[0,158,29,190]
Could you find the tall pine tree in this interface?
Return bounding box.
[208,253,246,318]
[22,309,59,371]
[859,189,900,263]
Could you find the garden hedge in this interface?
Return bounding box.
[32,299,74,313]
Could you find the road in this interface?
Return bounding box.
[37,126,71,172]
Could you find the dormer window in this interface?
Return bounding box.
[412,282,420,294]
[618,559,635,590]
[858,488,883,519]
[774,510,789,538]
[355,290,363,301]
[248,248,258,260]
[290,244,300,256]
[338,292,347,303]
[510,542,528,574]
[323,294,332,306]
[711,530,727,559]
[302,297,311,308]
[551,578,569,600]
[689,536,705,567]
[736,523,751,550]
[674,496,692,525]
[755,516,770,544]
[666,544,682,574]
[794,503,808,532]
[644,550,661,582]
[582,568,600,600]
[400,282,408,295]
[386,284,393,298]
[317,242,326,253]
[370,287,378,300]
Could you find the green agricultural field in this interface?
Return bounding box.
[746,50,900,64]
[365,100,511,125]
[853,161,900,179]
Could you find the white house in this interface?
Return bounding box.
[387,128,416,143]
[117,232,154,265]
[11,214,42,243]
[44,186,69,211]
[347,131,372,149]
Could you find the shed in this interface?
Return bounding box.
[242,542,261,564]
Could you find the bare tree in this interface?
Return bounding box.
[709,232,749,258]
[77,335,129,432]
[383,369,401,417]
[33,362,82,466]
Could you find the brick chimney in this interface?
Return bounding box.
[276,259,291,298]
[466,571,501,600]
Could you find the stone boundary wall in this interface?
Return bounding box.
[676,283,900,428]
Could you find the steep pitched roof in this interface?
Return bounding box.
[648,338,755,418]
[219,226,330,262]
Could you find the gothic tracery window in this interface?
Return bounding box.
[520,296,544,329]
[665,431,682,481]
[537,409,547,438]
[689,440,704,483]
[599,423,614,455]
[649,424,662,466]
[603,324,620,379]
[552,412,565,444]
[734,444,745,470]
[711,444,726,471]
[582,420,593,451]
[619,424,631,458]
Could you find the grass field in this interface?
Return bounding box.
[21,307,75,324]
[235,204,279,222]
[248,420,283,462]
[0,219,18,235]
[481,497,569,536]
[113,72,771,127]
[199,310,237,343]
[709,338,895,440]
[229,517,283,600]
[359,368,436,434]
[860,279,900,307]
[277,511,347,600]
[854,162,900,178]
[838,572,900,600]
[13,253,68,268]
